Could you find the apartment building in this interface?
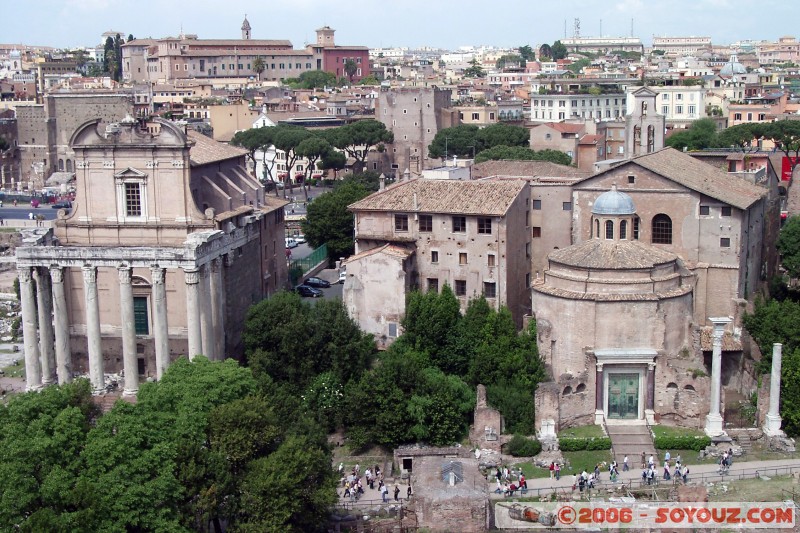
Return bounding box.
[530,93,626,122]
[626,85,704,128]
[652,36,711,57]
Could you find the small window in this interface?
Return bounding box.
[428,278,439,292]
[419,214,432,232]
[720,237,731,247]
[125,182,142,217]
[721,206,732,217]
[388,323,398,338]
[452,216,466,232]
[628,175,635,184]
[532,199,542,210]
[605,220,614,239]
[483,282,497,298]
[620,220,627,240]
[532,226,542,238]
[459,252,468,265]
[633,216,640,240]
[700,205,710,216]
[133,296,149,335]
[651,214,672,245]
[431,250,439,263]
[394,214,409,232]
[477,217,492,234]
[455,279,467,296]
[562,202,572,211]
[487,254,496,267]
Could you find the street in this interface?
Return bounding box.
[0,206,59,221]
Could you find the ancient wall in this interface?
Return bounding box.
[471,384,505,450]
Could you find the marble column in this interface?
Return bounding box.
[645,362,656,424]
[594,362,604,424]
[199,265,214,360]
[18,267,42,391]
[34,267,56,385]
[49,266,72,384]
[184,267,202,360]
[764,343,785,436]
[118,266,138,395]
[150,266,169,379]
[209,257,225,360]
[83,265,104,393]
[705,316,731,437]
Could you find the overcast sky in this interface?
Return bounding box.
[4,0,798,51]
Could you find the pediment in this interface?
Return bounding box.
[114,167,147,179]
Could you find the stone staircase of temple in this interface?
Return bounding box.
[606,424,657,468]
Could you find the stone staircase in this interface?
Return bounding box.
[605,424,657,467]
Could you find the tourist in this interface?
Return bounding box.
[380,483,389,503]
[641,451,646,469]
[682,465,689,484]
[663,460,671,480]
[623,455,629,471]
[394,485,400,501]
[674,462,681,480]
[594,463,600,481]
[519,473,527,490]
[665,450,671,464]
[496,467,502,481]
[648,454,655,469]
[555,462,561,481]
[505,482,518,497]
[549,462,555,479]
[676,454,682,465]
[495,478,503,494]
[407,485,412,500]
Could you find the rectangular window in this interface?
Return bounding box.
[532,199,542,210]
[562,202,572,211]
[459,252,468,265]
[477,217,492,234]
[721,206,732,217]
[427,278,439,292]
[419,214,432,232]
[688,105,696,115]
[394,214,409,231]
[452,216,466,232]
[125,182,142,216]
[532,226,542,238]
[700,205,710,215]
[483,282,497,298]
[471,112,479,120]
[133,296,149,335]
[628,175,636,184]
[455,279,467,296]
[526,242,531,257]
[720,237,731,247]
[662,105,669,115]
[487,254,496,267]
[388,323,398,338]
[676,105,683,114]
[431,250,439,263]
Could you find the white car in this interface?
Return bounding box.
[285,237,298,248]
[294,234,306,244]
[338,268,347,284]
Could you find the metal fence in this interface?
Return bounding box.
[289,244,328,284]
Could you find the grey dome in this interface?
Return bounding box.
[721,54,746,76]
[592,185,636,215]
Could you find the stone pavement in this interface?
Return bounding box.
[493,457,800,498]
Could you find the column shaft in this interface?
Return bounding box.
[35,268,56,385]
[209,258,225,360]
[595,365,603,411]
[118,266,138,395]
[184,268,202,360]
[151,266,169,379]
[50,266,72,384]
[769,343,783,417]
[83,265,104,393]
[646,364,656,411]
[709,340,722,417]
[199,265,214,360]
[18,267,42,390]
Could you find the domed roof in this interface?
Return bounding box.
[548,239,679,270]
[720,54,746,76]
[592,184,636,215]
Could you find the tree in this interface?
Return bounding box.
[539,43,553,60]
[318,150,346,178]
[294,70,337,90]
[566,58,591,75]
[665,118,719,151]
[464,57,485,78]
[230,127,280,193]
[271,125,312,197]
[477,123,530,149]
[714,122,765,152]
[475,145,572,165]
[295,135,332,195]
[402,285,463,374]
[300,180,370,259]
[763,120,800,178]
[428,124,481,159]
[252,56,265,81]
[343,59,358,83]
[778,216,800,279]
[518,45,535,62]
[551,40,568,61]
[358,74,380,85]
[496,54,525,70]
[325,119,393,173]
[102,36,113,74]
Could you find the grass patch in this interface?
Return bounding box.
[562,449,613,474]
[1,361,24,378]
[513,461,553,479]
[651,425,705,439]
[557,425,604,439]
[707,475,794,502]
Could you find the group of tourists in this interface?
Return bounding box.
[492,465,528,496]
[339,463,411,503]
[638,451,690,485]
[573,468,600,492]
[719,448,734,474]
[548,461,562,480]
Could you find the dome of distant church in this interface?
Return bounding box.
[720,57,746,76]
[591,185,636,215]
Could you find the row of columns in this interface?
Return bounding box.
[18,256,229,394]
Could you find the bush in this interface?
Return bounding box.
[653,435,711,451]
[504,434,542,457]
[557,436,612,451]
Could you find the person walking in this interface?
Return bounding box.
[555,462,561,481]
[623,455,629,471]
[663,460,671,481]
[407,485,412,500]
[394,485,400,502]
[380,484,388,503]
[549,462,555,479]
[641,451,646,469]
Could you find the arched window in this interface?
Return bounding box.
[651,214,672,244]
[605,220,614,239]
[58,159,64,171]
[620,220,627,240]
[575,383,586,393]
[562,386,573,396]
[595,219,600,238]
[65,159,73,172]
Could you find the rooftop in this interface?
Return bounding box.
[187,130,247,166]
[472,160,590,180]
[549,239,679,270]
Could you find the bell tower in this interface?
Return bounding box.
[625,87,665,158]
[241,15,251,40]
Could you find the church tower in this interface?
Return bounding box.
[241,16,251,40]
[625,87,665,158]
[316,26,335,47]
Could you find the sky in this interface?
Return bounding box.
[3,0,798,51]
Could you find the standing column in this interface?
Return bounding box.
[645,362,656,424]
[18,267,42,391]
[118,266,138,396]
[184,267,202,360]
[764,343,785,436]
[199,265,214,360]
[49,266,72,384]
[150,266,169,379]
[705,316,731,437]
[209,257,226,361]
[83,265,104,393]
[594,362,604,424]
[34,267,56,385]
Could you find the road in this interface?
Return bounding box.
[0,206,59,221]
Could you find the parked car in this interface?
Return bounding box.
[294,234,306,244]
[285,237,298,248]
[51,201,72,209]
[304,276,330,288]
[295,284,323,297]
[338,268,347,284]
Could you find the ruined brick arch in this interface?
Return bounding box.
[563,386,573,396]
[683,384,696,391]
[575,383,586,393]
[667,382,678,390]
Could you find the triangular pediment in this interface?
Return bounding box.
[114,167,147,178]
[631,86,658,97]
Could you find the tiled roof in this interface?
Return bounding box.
[539,122,584,134]
[345,243,414,263]
[584,147,765,210]
[579,134,604,145]
[549,239,679,270]
[187,130,247,166]
[181,49,311,58]
[348,178,527,216]
[700,326,742,352]
[472,160,590,180]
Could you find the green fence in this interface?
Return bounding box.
[289,244,328,285]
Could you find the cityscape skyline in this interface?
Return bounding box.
[4,0,798,51]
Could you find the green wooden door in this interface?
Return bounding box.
[607,373,639,419]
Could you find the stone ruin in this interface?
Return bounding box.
[469,384,510,452]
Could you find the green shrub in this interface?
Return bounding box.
[653,435,711,451]
[557,436,611,451]
[504,434,542,457]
